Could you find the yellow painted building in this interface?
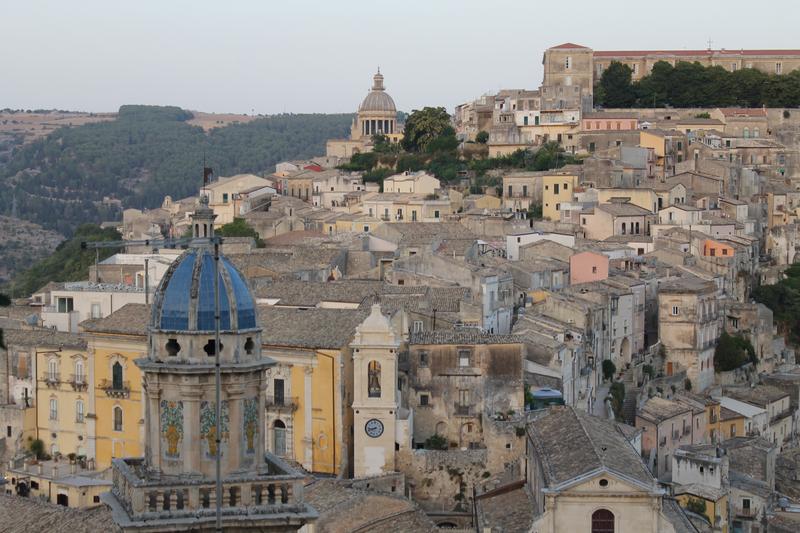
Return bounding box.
[542,173,579,220]
[36,340,91,459]
[4,460,111,508]
[259,307,365,476]
[676,491,728,533]
[79,303,149,469]
[720,406,746,440]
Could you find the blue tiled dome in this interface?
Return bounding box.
[152,249,257,332]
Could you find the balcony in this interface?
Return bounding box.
[454,404,473,417]
[264,395,298,412]
[771,409,792,424]
[70,374,88,391]
[734,506,756,518]
[100,379,130,399]
[44,373,60,388]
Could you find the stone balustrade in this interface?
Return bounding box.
[111,454,307,522]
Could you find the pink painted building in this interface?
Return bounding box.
[569,251,609,285]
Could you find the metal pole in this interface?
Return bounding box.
[213,240,222,532]
[144,258,150,304]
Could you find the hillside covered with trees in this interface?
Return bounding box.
[0,105,353,234]
[595,60,800,108]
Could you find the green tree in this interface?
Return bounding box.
[602,359,616,381]
[371,134,399,154]
[714,331,755,371]
[475,131,489,144]
[29,438,45,460]
[401,107,452,153]
[609,381,625,421]
[597,62,636,107]
[216,218,264,247]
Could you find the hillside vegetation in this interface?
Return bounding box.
[0,105,353,234]
[8,224,122,297]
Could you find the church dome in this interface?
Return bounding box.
[358,70,396,113]
[152,249,257,332]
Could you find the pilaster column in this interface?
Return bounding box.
[226,381,246,472]
[303,365,314,470]
[182,388,203,475]
[146,378,161,468]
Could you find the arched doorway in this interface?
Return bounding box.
[273,420,286,456]
[620,337,631,365]
[592,509,615,533]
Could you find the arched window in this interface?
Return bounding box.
[592,509,615,533]
[743,127,750,138]
[112,362,123,390]
[48,358,58,381]
[113,406,123,432]
[754,127,760,138]
[76,399,84,423]
[273,420,286,456]
[74,360,84,382]
[368,361,381,398]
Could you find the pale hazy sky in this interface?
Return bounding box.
[3,0,799,115]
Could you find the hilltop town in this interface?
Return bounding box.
[3,42,800,532]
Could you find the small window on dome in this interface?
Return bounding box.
[166,338,181,356]
[204,339,223,357]
[244,337,254,355]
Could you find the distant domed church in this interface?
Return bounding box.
[326,69,403,158]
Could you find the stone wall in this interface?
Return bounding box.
[396,416,525,513]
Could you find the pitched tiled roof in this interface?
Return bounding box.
[0,494,120,532]
[258,306,366,349]
[638,397,692,424]
[528,406,655,488]
[304,479,436,533]
[2,328,86,349]
[80,303,151,335]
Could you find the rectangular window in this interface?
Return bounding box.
[222,193,229,203]
[57,297,74,313]
[413,321,424,333]
[91,302,101,319]
[420,394,429,406]
[522,185,528,197]
[776,62,782,74]
[434,210,440,219]
[459,389,470,406]
[554,183,559,195]
[50,399,58,420]
[592,266,597,274]
[419,351,429,367]
[363,225,369,233]
[508,185,512,196]
[6,426,11,438]
[672,306,679,316]
[458,349,471,367]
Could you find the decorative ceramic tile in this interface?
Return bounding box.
[200,400,229,458]
[160,400,183,459]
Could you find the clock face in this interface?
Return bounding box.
[365,418,384,438]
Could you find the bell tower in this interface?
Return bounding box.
[350,304,400,478]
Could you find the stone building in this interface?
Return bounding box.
[326,70,402,158]
[658,276,721,392]
[636,397,699,482]
[403,331,524,449]
[526,406,686,533]
[102,201,315,530]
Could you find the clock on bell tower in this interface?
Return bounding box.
[350,304,400,478]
